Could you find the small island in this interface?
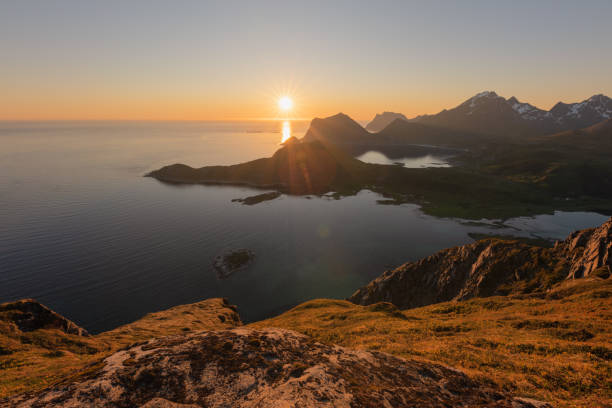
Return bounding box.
[213,249,255,279]
[231,191,282,205]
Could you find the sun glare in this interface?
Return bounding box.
[278,96,293,112]
[281,121,291,143]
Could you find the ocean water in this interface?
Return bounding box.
[0,121,608,333]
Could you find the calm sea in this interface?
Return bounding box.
[0,121,607,332]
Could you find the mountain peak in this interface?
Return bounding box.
[365,111,408,132]
[325,112,355,122]
[461,91,504,108]
[472,90,498,99]
[302,112,368,144]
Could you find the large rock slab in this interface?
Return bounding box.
[6,328,549,408]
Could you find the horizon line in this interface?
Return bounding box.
[0,117,326,123]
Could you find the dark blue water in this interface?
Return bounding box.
[0,121,607,333]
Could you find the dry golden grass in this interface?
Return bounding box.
[0,298,241,398]
[250,278,612,408]
[97,296,241,346]
[2,281,610,406]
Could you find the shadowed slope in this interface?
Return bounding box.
[478,118,612,198]
[376,118,485,147]
[541,118,612,148]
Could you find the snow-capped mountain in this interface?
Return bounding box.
[550,94,612,129]
[412,91,612,137]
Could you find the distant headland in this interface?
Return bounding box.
[148,92,612,219]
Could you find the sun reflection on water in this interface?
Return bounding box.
[281,120,291,143]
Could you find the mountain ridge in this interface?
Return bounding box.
[412,91,612,137]
[303,111,484,148]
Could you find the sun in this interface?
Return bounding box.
[278,96,293,112]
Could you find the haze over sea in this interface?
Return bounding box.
[0,121,607,333]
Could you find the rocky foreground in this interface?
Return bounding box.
[0,298,241,399]
[350,217,612,308]
[3,219,612,406]
[7,328,549,408]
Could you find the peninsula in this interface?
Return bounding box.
[148,110,612,219]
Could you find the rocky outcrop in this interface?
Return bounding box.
[350,217,612,308]
[0,298,242,400]
[0,299,88,336]
[7,328,549,408]
[556,217,612,279]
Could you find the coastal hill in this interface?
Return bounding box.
[302,112,371,144]
[3,218,612,406]
[147,139,372,195]
[365,111,408,132]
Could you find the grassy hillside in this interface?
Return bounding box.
[250,278,612,408]
[2,276,610,406]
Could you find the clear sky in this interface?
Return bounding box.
[1,0,611,121]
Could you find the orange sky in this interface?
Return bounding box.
[3,78,607,122]
[1,1,611,121]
